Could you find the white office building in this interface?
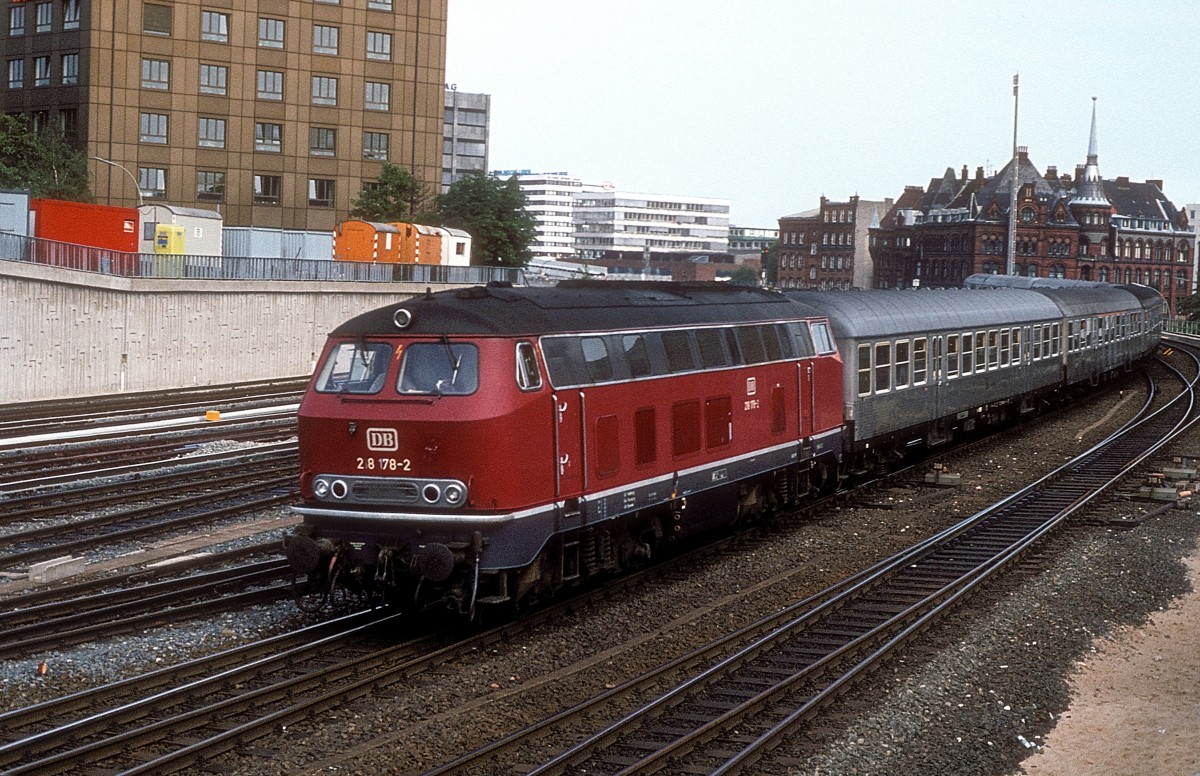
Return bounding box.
[494,171,583,260]
[574,189,730,261]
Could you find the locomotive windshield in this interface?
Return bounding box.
[314,341,393,394]
[398,342,479,395]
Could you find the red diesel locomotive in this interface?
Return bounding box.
[284,282,844,616]
[284,277,1163,619]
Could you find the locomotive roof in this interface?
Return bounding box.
[331,281,824,337]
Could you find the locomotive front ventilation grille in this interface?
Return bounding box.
[312,475,468,507]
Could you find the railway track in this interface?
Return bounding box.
[0,360,1186,774]
[421,351,1199,775]
[0,377,307,439]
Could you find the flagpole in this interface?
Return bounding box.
[1006,74,1019,275]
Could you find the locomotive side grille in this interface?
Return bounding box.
[351,481,420,504]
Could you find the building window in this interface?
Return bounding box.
[366,31,392,61]
[198,117,226,148]
[310,127,336,157]
[256,70,283,100]
[7,59,24,89]
[33,56,50,87]
[143,3,171,34]
[196,170,225,202]
[368,0,394,9]
[139,112,167,143]
[254,122,282,152]
[258,18,284,48]
[60,53,78,85]
[313,24,339,55]
[141,59,169,90]
[364,81,390,111]
[311,75,337,106]
[8,6,24,35]
[63,0,80,29]
[201,10,229,43]
[139,167,166,199]
[35,2,51,32]
[363,131,388,160]
[308,178,334,207]
[199,64,227,95]
[254,174,281,204]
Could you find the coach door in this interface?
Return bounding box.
[552,390,586,515]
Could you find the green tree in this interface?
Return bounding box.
[728,265,761,286]
[349,163,434,222]
[0,116,91,201]
[437,172,536,267]
[761,242,780,286]
[1176,292,1200,321]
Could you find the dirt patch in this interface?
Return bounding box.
[1020,548,1200,775]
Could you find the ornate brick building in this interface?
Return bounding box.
[776,195,892,290]
[870,102,1195,313]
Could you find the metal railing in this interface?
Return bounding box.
[0,232,524,286]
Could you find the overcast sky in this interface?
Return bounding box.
[445,1,1199,227]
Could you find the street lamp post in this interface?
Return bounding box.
[90,156,144,207]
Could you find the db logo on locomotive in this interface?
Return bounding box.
[366,428,399,451]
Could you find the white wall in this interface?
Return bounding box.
[0,260,453,403]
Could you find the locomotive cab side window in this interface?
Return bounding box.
[315,341,392,394]
[397,342,479,395]
[515,341,542,391]
[809,321,835,355]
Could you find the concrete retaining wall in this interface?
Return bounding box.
[1,260,454,403]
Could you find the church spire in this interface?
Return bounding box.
[1071,97,1110,207]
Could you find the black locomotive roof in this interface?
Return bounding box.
[331,281,825,337]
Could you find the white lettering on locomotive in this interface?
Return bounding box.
[366,427,399,451]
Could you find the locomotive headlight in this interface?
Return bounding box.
[330,479,349,499]
[443,484,465,505]
[393,308,413,329]
[313,478,331,498]
[422,484,442,504]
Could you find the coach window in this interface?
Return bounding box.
[515,341,542,391]
[672,401,702,457]
[1051,324,1062,356]
[857,344,872,395]
[662,330,696,373]
[874,343,891,393]
[999,330,1010,367]
[1011,328,1021,363]
[581,337,613,383]
[974,332,987,373]
[913,338,928,385]
[695,328,729,368]
[596,415,619,478]
[622,334,653,378]
[810,321,836,355]
[705,396,732,448]
[634,408,657,466]
[1032,326,1042,360]
[946,335,960,378]
[961,332,974,373]
[894,340,910,388]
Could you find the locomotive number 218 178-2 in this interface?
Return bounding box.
[356,457,413,472]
